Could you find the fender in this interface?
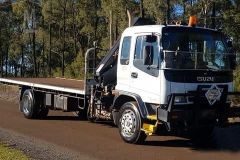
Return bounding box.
[113,90,149,119]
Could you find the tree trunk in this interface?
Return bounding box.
[62,1,67,77]
[72,1,77,56]
[166,0,170,24]
[42,34,45,77]
[211,2,216,29]
[21,45,24,77]
[49,23,52,76]
[94,0,99,68]
[1,51,3,77]
[14,64,17,77]
[0,28,2,77]
[5,46,8,77]
[115,18,118,41]
[109,9,113,48]
[183,0,186,22]
[32,31,37,77]
[49,1,52,77]
[140,0,144,18]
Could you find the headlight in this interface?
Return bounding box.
[174,96,187,103]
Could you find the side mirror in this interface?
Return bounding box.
[227,41,237,70]
[145,35,157,43]
[230,53,237,70]
[143,45,154,65]
[227,40,233,48]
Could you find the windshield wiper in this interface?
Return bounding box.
[206,65,220,71]
[147,65,159,70]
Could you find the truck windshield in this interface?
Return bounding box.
[162,27,232,70]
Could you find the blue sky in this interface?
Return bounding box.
[174,4,184,16]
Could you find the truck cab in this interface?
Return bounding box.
[117,25,234,105]
[110,24,237,144]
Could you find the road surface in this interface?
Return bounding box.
[0,99,240,160]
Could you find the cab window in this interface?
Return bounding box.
[120,36,131,65]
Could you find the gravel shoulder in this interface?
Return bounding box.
[0,128,96,160]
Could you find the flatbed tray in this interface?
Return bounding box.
[0,78,85,95]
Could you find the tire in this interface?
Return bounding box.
[38,107,49,118]
[73,109,87,120]
[118,101,147,144]
[20,90,39,119]
[190,126,215,147]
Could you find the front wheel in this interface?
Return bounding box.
[118,102,147,144]
[73,109,87,120]
[190,125,215,146]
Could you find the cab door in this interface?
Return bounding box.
[116,36,132,91]
[129,34,161,104]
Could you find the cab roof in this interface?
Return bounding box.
[122,25,219,36]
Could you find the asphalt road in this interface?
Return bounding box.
[0,99,240,160]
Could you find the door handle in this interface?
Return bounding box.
[131,72,138,78]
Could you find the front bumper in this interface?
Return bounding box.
[157,92,240,131]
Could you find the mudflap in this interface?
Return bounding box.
[157,94,175,131]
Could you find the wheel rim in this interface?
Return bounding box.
[22,95,32,115]
[120,109,137,138]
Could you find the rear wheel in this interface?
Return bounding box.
[21,90,39,119]
[118,101,147,144]
[38,107,49,118]
[20,90,49,119]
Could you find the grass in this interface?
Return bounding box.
[0,143,29,160]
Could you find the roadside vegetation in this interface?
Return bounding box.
[0,143,29,160]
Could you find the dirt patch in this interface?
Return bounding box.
[0,84,19,104]
[0,128,96,160]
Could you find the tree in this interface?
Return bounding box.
[0,0,240,80]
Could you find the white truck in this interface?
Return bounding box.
[0,17,240,144]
